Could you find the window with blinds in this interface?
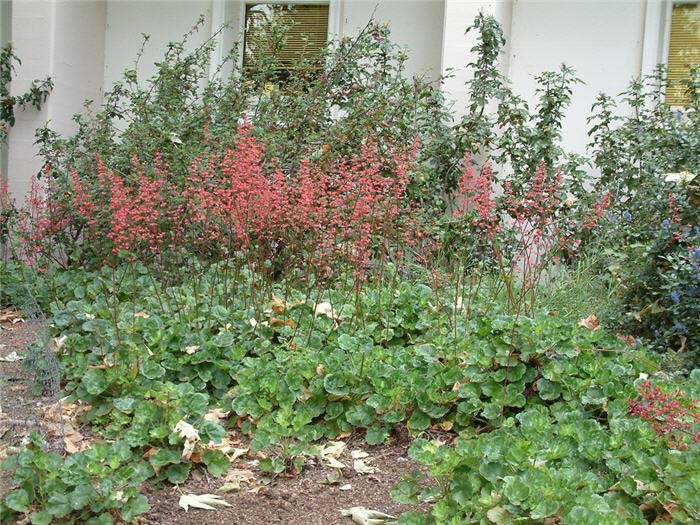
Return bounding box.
[243,3,329,80]
[666,3,700,105]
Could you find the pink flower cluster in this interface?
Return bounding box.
[183,123,414,278]
[628,380,700,450]
[453,154,499,238]
[19,122,416,280]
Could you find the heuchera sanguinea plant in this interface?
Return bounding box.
[17,122,417,289]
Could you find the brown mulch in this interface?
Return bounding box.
[0,316,434,524]
[0,317,48,498]
[141,437,430,525]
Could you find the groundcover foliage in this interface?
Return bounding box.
[1,12,700,525]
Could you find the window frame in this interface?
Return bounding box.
[665,1,700,105]
[642,0,700,106]
[236,0,341,72]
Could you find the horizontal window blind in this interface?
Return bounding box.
[666,3,700,105]
[243,3,329,72]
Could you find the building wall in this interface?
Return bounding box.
[341,0,445,79]
[0,0,12,179]
[6,1,106,200]
[506,1,647,157]
[5,1,52,199]
[103,1,213,90]
[3,0,670,201]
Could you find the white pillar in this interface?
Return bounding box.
[6,0,106,202]
[440,0,513,119]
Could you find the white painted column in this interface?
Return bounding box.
[0,0,12,180]
[6,0,107,202]
[440,0,513,119]
[641,0,671,78]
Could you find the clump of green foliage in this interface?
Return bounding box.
[0,435,150,525]
[0,42,53,144]
[588,67,700,364]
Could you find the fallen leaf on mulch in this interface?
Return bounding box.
[269,317,296,328]
[578,314,599,330]
[350,449,369,459]
[203,408,230,423]
[43,398,91,424]
[178,493,232,512]
[64,427,90,454]
[174,420,200,460]
[617,333,635,346]
[0,308,24,323]
[314,302,336,319]
[326,457,346,469]
[340,506,396,524]
[49,335,67,353]
[216,467,257,493]
[320,440,346,458]
[353,459,379,475]
[0,351,24,362]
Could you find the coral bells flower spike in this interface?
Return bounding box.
[628,380,700,449]
[454,154,500,238]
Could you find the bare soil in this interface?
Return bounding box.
[0,317,49,499]
[141,437,429,525]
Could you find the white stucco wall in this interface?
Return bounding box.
[440,0,503,116]
[341,0,445,79]
[3,0,671,201]
[103,1,213,91]
[506,1,647,157]
[5,1,52,200]
[213,0,445,80]
[6,1,106,201]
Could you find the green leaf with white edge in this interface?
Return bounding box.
[45,493,71,518]
[202,449,229,477]
[212,331,235,348]
[408,410,431,432]
[4,489,29,512]
[83,369,108,395]
[365,424,390,445]
[259,457,286,474]
[346,404,376,426]
[149,448,181,469]
[164,462,191,484]
[121,494,150,522]
[85,513,114,525]
[141,360,166,379]
[337,334,358,351]
[536,378,561,400]
[30,511,53,525]
[113,397,136,413]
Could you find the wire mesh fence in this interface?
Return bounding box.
[0,246,64,456]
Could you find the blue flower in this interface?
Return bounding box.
[694,247,700,259]
[671,290,681,304]
[676,110,683,120]
[662,219,671,229]
[673,321,687,333]
[622,211,633,222]
[636,125,644,134]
